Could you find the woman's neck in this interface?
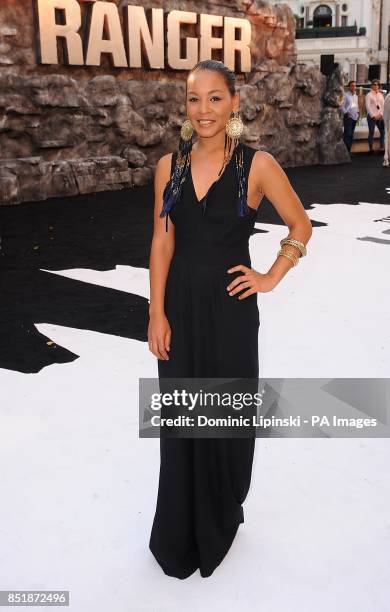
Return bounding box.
[192,137,236,159]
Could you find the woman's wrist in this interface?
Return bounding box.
[264,271,280,289]
[149,304,165,317]
[266,263,294,288]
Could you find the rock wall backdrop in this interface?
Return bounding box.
[0,0,349,206]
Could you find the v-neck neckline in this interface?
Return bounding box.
[189,143,240,204]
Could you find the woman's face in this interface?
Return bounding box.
[186,69,239,137]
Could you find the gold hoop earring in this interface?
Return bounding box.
[225,110,244,139]
[180,118,194,141]
[223,110,244,168]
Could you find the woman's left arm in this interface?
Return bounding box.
[227,151,313,299]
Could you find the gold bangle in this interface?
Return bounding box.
[280,238,306,255]
[280,238,306,257]
[278,250,298,266]
[277,248,299,267]
[279,245,299,261]
[280,238,307,257]
[282,247,300,264]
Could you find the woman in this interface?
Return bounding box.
[148,59,312,579]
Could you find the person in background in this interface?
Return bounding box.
[340,80,359,153]
[365,79,385,154]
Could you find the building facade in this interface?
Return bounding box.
[280,0,389,85]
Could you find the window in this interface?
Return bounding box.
[313,4,332,28]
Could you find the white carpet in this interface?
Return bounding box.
[0,201,389,611]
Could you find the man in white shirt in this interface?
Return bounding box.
[340,80,359,152]
[365,79,385,153]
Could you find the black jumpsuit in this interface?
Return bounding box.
[149,142,260,579]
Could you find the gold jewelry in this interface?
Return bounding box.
[225,110,244,139]
[180,118,194,141]
[283,245,300,263]
[278,249,298,266]
[277,247,299,267]
[280,238,307,257]
[282,247,299,263]
[221,110,245,174]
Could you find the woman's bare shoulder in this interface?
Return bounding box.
[250,149,279,186]
[252,149,284,180]
[252,149,276,166]
[155,151,174,185]
[156,151,173,169]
